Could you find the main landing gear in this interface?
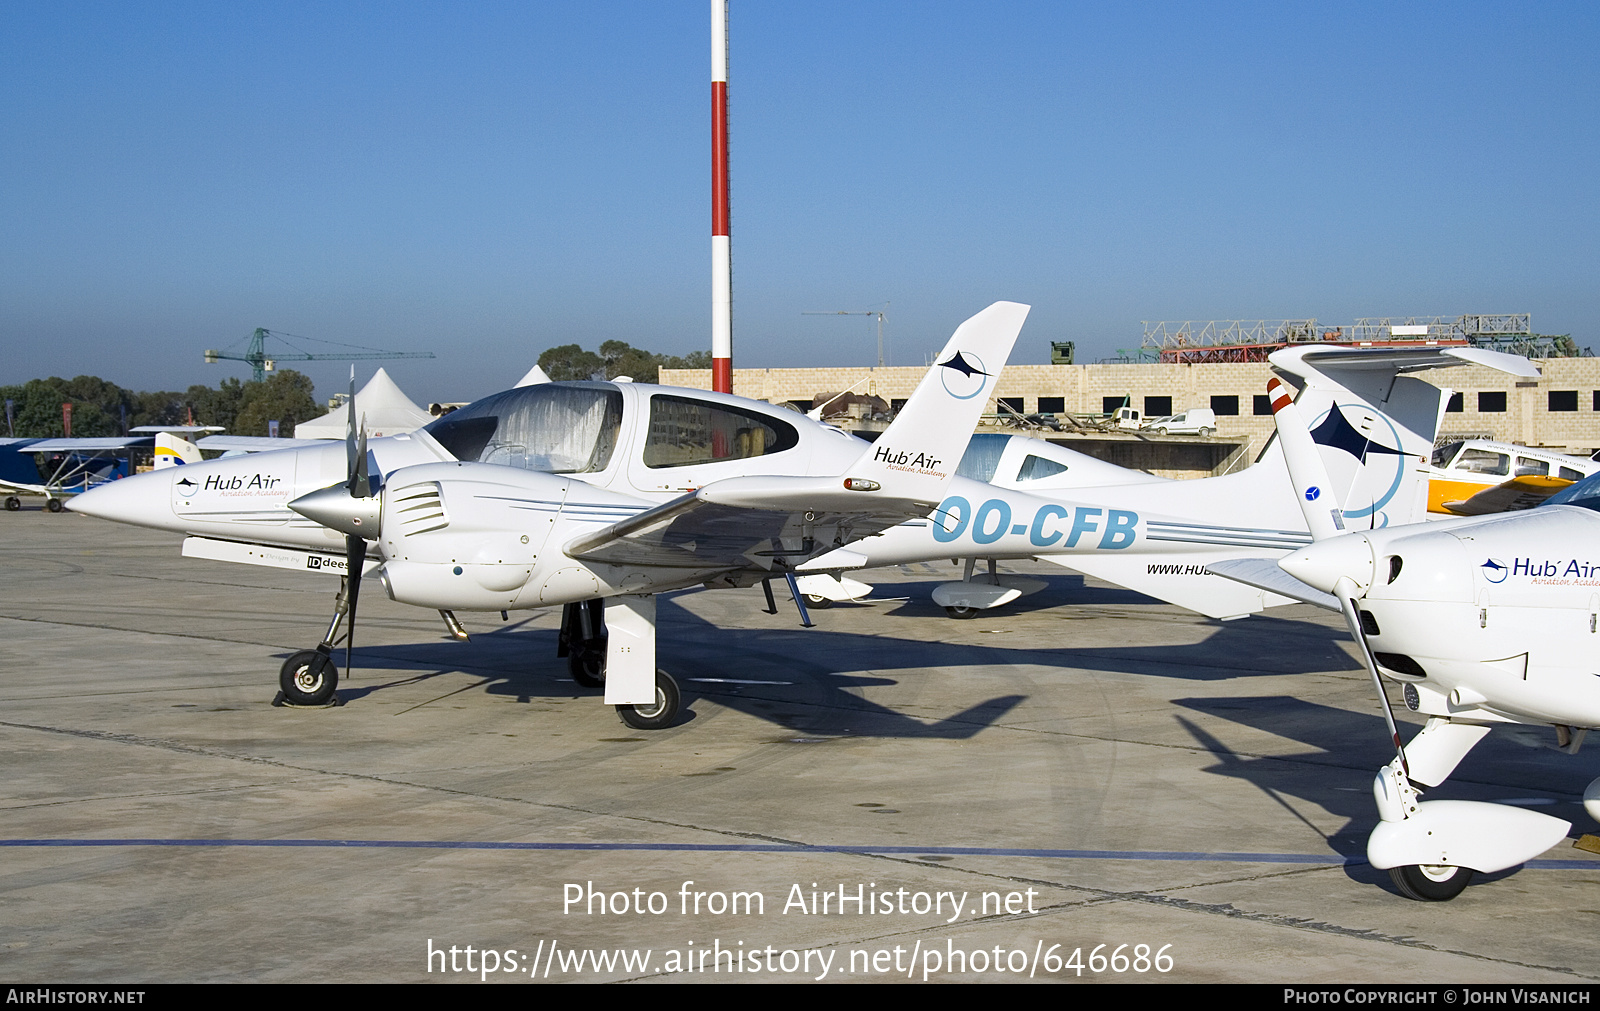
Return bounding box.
[1389,863,1473,902]
[558,599,682,728]
[560,599,607,687]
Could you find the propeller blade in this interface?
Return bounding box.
[349,414,370,499]
[345,367,358,481]
[1334,575,1409,776]
[344,533,364,676]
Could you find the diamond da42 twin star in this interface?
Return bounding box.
[1212,376,1597,901]
[69,302,1031,727]
[801,344,1540,623]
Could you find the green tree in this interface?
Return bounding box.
[184,377,244,431]
[132,390,188,429]
[599,340,665,384]
[538,344,605,381]
[536,342,714,385]
[234,370,321,437]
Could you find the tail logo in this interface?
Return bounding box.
[1305,487,1321,501]
[937,351,991,400]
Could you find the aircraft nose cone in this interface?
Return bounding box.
[66,469,177,529]
[289,484,380,539]
[1279,532,1375,594]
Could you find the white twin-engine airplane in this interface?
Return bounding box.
[803,345,1542,622]
[69,301,1033,727]
[1211,379,1598,902]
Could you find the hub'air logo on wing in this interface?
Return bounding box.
[1481,558,1508,583]
[937,351,991,400]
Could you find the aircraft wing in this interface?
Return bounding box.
[130,425,225,434]
[566,478,933,571]
[197,435,331,452]
[1442,474,1573,515]
[20,437,150,452]
[569,299,1031,574]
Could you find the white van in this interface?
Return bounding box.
[1144,408,1216,437]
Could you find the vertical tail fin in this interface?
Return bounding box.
[846,301,1030,504]
[153,432,202,469]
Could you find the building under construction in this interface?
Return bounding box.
[1113,314,1590,365]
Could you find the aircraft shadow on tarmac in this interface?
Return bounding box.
[1172,696,1598,889]
[293,577,1361,743]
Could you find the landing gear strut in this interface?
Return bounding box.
[559,599,607,687]
[274,576,355,706]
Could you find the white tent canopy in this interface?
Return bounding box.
[293,368,434,439]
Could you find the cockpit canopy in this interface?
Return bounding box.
[420,382,804,476]
[423,383,624,474]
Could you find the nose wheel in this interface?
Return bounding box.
[276,648,340,707]
[616,670,681,730]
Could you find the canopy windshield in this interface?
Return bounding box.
[423,383,624,474]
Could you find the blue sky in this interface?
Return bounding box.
[3,2,1596,402]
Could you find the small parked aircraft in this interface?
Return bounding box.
[0,427,221,511]
[1213,379,1590,900]
[69,302,1031,727]
[1425,438,1598,516]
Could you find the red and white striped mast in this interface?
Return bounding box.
[710,0,733,393]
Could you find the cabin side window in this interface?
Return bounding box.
[642,395,799,469]
[1455,449,1509,476]
[1017,454,1069,481]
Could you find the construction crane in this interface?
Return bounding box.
[204,328,435,382]
[803,303,889,367]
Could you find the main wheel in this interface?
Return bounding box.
[1389,863,1473,901]
[4,497,19,511]
[616,670,681,730]
[279,649,339,706]
[568,641,606,687]
[45,499,64,513]
[802,593,833,609]
[944,605,980,619]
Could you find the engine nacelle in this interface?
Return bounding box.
[374,462,560,610]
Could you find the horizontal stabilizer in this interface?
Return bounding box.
[1041,553,1297,620]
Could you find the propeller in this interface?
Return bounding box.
[287,369,381,678]
[1268,377,1409,777]
[343,370,368,675]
